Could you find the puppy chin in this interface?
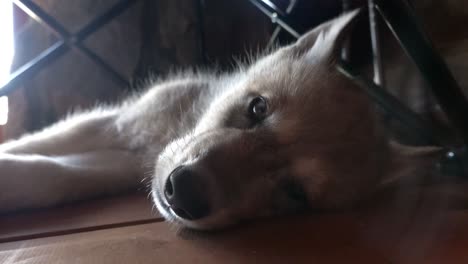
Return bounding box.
[151,188,235,231]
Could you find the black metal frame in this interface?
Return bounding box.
[250,0,468,176]
[0,0,140,97]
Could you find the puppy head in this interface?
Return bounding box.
[152,10,396,230]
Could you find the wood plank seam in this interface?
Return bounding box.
[0,218,165,244]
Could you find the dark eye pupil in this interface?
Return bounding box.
[249,96,267,120]
[283,180,308,204]
[253,101,266,115]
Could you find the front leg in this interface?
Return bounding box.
[0,110,146,213]
[0,110,119,155]
[0,150,143,212]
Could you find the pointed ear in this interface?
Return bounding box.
[291,8,362,62]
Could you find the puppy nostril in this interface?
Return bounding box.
[164,166,183,200]
[164,178,174,198]
[163,165,211,220]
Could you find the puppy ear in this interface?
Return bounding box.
[291,8,361,63]
[379,141,443,188]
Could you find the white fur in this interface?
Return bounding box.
[0,7,464,231]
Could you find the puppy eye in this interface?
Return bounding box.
[248,96,268,122]
[283,180,308,204]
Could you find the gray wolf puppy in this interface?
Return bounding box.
[0,10,442,230]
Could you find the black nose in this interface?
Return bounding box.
[164,166,211,220]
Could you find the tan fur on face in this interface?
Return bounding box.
[150,9,447,230]
[153,10,394,229]
[0,9,447,229]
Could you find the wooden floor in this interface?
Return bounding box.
[1,191,468,263]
